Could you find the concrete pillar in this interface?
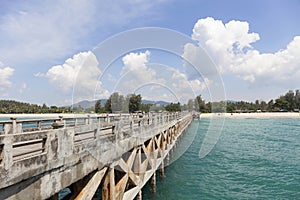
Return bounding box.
[2,135,13,170]
[159,160,164,177]
[3,123,11,135]
[150,172,156,193]
[102,180,109,200]
[106,114,110,124]
[10,117,17,134]
[110,168,116,200]
[37,121,42,130]
[169,147,173,159]
[86,115,91,125]
[135,190,142,200]
[102,168,114,200]
[165,153,170,166]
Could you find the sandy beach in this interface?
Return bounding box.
[200,112,300,119]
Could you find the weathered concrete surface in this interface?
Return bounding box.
[0,112,193,199]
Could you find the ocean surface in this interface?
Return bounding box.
[143,118,300,199]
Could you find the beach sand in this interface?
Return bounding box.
[200,112,300,119]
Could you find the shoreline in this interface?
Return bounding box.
[0,113,92,119]
[200,112,300,119]
[0,112,299,119]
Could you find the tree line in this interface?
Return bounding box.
[0,100,71,114]
[185,89,300,113]
[93,89,300,114]
[1,90,299,114]
[226,90,300,113]
[95,93,142,113]
[94,92,183,113]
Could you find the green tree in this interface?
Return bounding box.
[165,102,181,112]
[211,101,226,113]
[260,101,267,111]
[42,103,49,113]
[267,99,274,111]
[95,100,102,113]
[111,92,124,112]
[295,90,300,109]
[255,99,260,110]
[284,90,295,111]
[140,104,151,113]
[195,95,208,112]
[104,98,112,113]
[128,94,142,113]
[187,99,194,111]
[275,96,289,110]
[226,102,235,113]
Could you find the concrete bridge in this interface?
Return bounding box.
[0,112,193,200]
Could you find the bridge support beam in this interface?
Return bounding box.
[150,172,156,193]
[165,153,170,166]
[159,160,164,177]
[135,190,142,200]
[74,167,107,200]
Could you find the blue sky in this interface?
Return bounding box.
[0,0,300,105]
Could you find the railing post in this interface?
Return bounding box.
[98,116,101,125]
[106,114,110,124]
[3,123,12,135]
[130,117,134,133]
[139,119,143,134]
[2,136,13,170]
[37,121,42,130]
[2,123,13,169]
[10,118,17,134]
[85,115,90,125]
[59,116,66,127]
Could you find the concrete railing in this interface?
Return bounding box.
[0,112,189,192]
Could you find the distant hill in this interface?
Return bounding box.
[71,99,107,109]
[142,100,170,106]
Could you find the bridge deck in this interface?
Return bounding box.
[0,112,194,200]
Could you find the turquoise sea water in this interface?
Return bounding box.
[143,118,300,199]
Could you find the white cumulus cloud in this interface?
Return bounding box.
[121,50,156,81]
[0,63,14,91]
[115,50,210,103]
[117,51,159,92]
[185,17,300,87]
[40,51,108,99]
[171,71,211,102]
